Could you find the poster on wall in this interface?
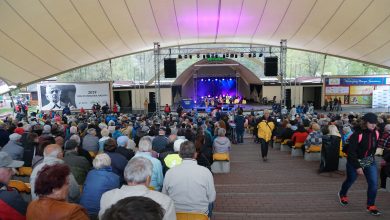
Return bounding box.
[350,86,374,95]
[349,96,372,105]
[38,82,110,110]
[325,86,349,94]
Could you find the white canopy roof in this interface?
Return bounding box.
[1,0,390,87]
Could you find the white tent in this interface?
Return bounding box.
[1,0,390,87]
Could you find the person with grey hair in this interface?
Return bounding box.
[163,141,216,217]
[80,153,120,218]
[1,133,23,160]
[99,157,176,220]
[212,128,231,154]
[82,128,99,153]
[30,144,80,203]
[133,137,163,191]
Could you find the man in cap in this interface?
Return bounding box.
[42,84,67,110]
[0,152,27,220]
[152,127,168,153]
[338,112,382,216]
[1,133,23,160]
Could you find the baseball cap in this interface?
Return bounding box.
[0,152,24,168]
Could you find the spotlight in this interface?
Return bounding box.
[178,54,182,59]
[184,54,188,59]
[230,54,234,58]
[222,78,225,80]
[203,55,206,59]
[240,53,244,57]
[259,53,263,57]
[215,79,218,81]
[201,96,204,99]
[208,95,211,97]
[206,54,210,58]
[248,54,252,58]
[223,54,226,58]
[189,54,192,59]
[197,54,200,58]
[229,78,232,80]
[208,79,211,82]
[234,54,238,58]
[253,53,256,57]
[201,79,204,82]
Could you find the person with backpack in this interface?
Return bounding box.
[338,113,381,216]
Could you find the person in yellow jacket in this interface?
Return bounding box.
[257,109,275,161]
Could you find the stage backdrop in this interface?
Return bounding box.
[196,78,236,98]
[38,82,110,110]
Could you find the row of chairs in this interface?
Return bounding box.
[273,138,321,161]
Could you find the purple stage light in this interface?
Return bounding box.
[201,79,204,82]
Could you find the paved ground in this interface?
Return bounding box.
[212,137,390,220]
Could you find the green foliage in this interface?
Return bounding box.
[56,45,389,83]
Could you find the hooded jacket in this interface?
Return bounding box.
[212,136,231,153]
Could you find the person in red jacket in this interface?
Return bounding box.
[164,104,171,116]
[0,152,28,220]
[291,125,309,146]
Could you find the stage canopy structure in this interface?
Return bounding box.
[1,0,390,89]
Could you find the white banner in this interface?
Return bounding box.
[38,82,110,110]
[325,86,349,95]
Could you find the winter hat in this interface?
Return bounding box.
[9,133,22,141]
[362,113,378,124]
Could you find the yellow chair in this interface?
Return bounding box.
[176,212,209,220]
[274,138,282,143]
[148,186,155,191]
[293,142,304,149]
[88,151,97,158]
[18,167,32,176]
[213,153,230,161]
[306,145,321,153]
[281,139,290,145]
[8,180,31,193]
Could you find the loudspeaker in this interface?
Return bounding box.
[164,58,177,78]
[264,57,278,76]
[148,103,156,113]
[149,92,156,104]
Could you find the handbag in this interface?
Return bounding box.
[358,155,374,169]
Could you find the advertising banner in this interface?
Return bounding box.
[349,86,374,95]
[349,96,372,105]
[325,86,349,94]
[38,82,110,110]
[325,77,388,86]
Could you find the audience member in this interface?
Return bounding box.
[0,152,27,220]
[1,133,23,160]
[99,157,175,219]
[27,164,89,220]
[63,139,91,185]
[30,144,80,202]
[163,141,216,217]
[80,153,120,218]
[133,137,164,191]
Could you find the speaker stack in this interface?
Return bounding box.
[264,57,278,76]
[164,58,177,78]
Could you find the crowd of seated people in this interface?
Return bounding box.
[0,106,235,219]
[1,102,390,219]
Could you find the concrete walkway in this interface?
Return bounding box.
[212,138,390,220]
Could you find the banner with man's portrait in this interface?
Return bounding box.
[38,82,111,111]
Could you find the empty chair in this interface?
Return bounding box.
[304,145,321,161]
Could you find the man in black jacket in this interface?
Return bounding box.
[0,152,28,219]
[338,113,381,216]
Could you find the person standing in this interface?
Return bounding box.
[257,109,275,161]
[234,109,245,144]
[144,99,149,115]
[338,113,381,216]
